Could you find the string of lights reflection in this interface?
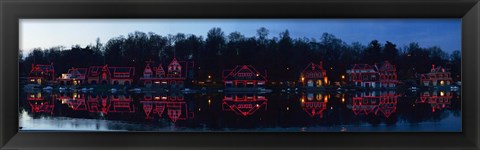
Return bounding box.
[24,90,457,124]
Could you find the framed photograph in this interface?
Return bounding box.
[1,0,479,149]
[17,18,462,132]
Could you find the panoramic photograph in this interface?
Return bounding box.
[18,19,461,132]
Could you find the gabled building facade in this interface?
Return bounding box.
[87,65,135,85]
[57,68,88,86]
[140,58,192,88]
[377,61,398,88]
[28,63,55,85]
[300,62,328,88]
[346,61,398,88]
[222,65,267,88]
[419,65,453,86]
[347,64,379,88]
[109,67,135,86]
[87,65,110,85]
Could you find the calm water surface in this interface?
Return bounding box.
[19,90,461,132]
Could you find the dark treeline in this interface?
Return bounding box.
[19,27,461,83]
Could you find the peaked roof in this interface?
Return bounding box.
[143,64,153,74]
[376,104,396,118]
[349,62,397,73]
[168,58,181,66]
[352,105,378,116]
[76,68,88,75]
[302,101,327,118]
[156,64,165,72]
[29,64,55,77]
[109,67,134,73]
[223,100,267,116]
[351,64,375,70]
[29,102,54,113]
[378,61,396,72]
[30,64,54,74]
[222,65,267,81]
[302,62,325,72]
[36,65,54,71]
[67,68,88,76]
[67,99,87,111]
[429,65,449,73]
[167,109,182,123]
[141,58,191,79]
[351,97,378,115]
[88,66,106,76]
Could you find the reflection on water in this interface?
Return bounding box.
[222,94,268,116]
[348,91,399,118]
[27,92,55,114]
[416,91,452,112]
[140,94,194,122]
[19,90,461,132]
[300,93,327,118]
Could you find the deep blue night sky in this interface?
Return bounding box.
[21,19,461,55]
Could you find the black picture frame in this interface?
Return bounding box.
[1,0,479,149]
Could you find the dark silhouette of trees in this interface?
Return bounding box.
[450,50,461,81]
[256,27,269,44]
[204,27,226,80]
[19,28,461,84]
[364,40,382,64]
[206,27,226,56]
[318,33,348,82]
[383,41,399,63]
[104,36,126,65]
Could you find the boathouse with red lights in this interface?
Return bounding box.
[57,67,88,86]
[87,65,135,85]
[346,61,398,88]
[377,61,398,88]
[222,65,268,88]
[140,58,193,88]
[419,64,453,86]
[300,62,328,88]
[109,67,135,86]
[87,65,110,85]
[28,63,55,85]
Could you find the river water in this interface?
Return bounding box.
[19,90,461,132]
